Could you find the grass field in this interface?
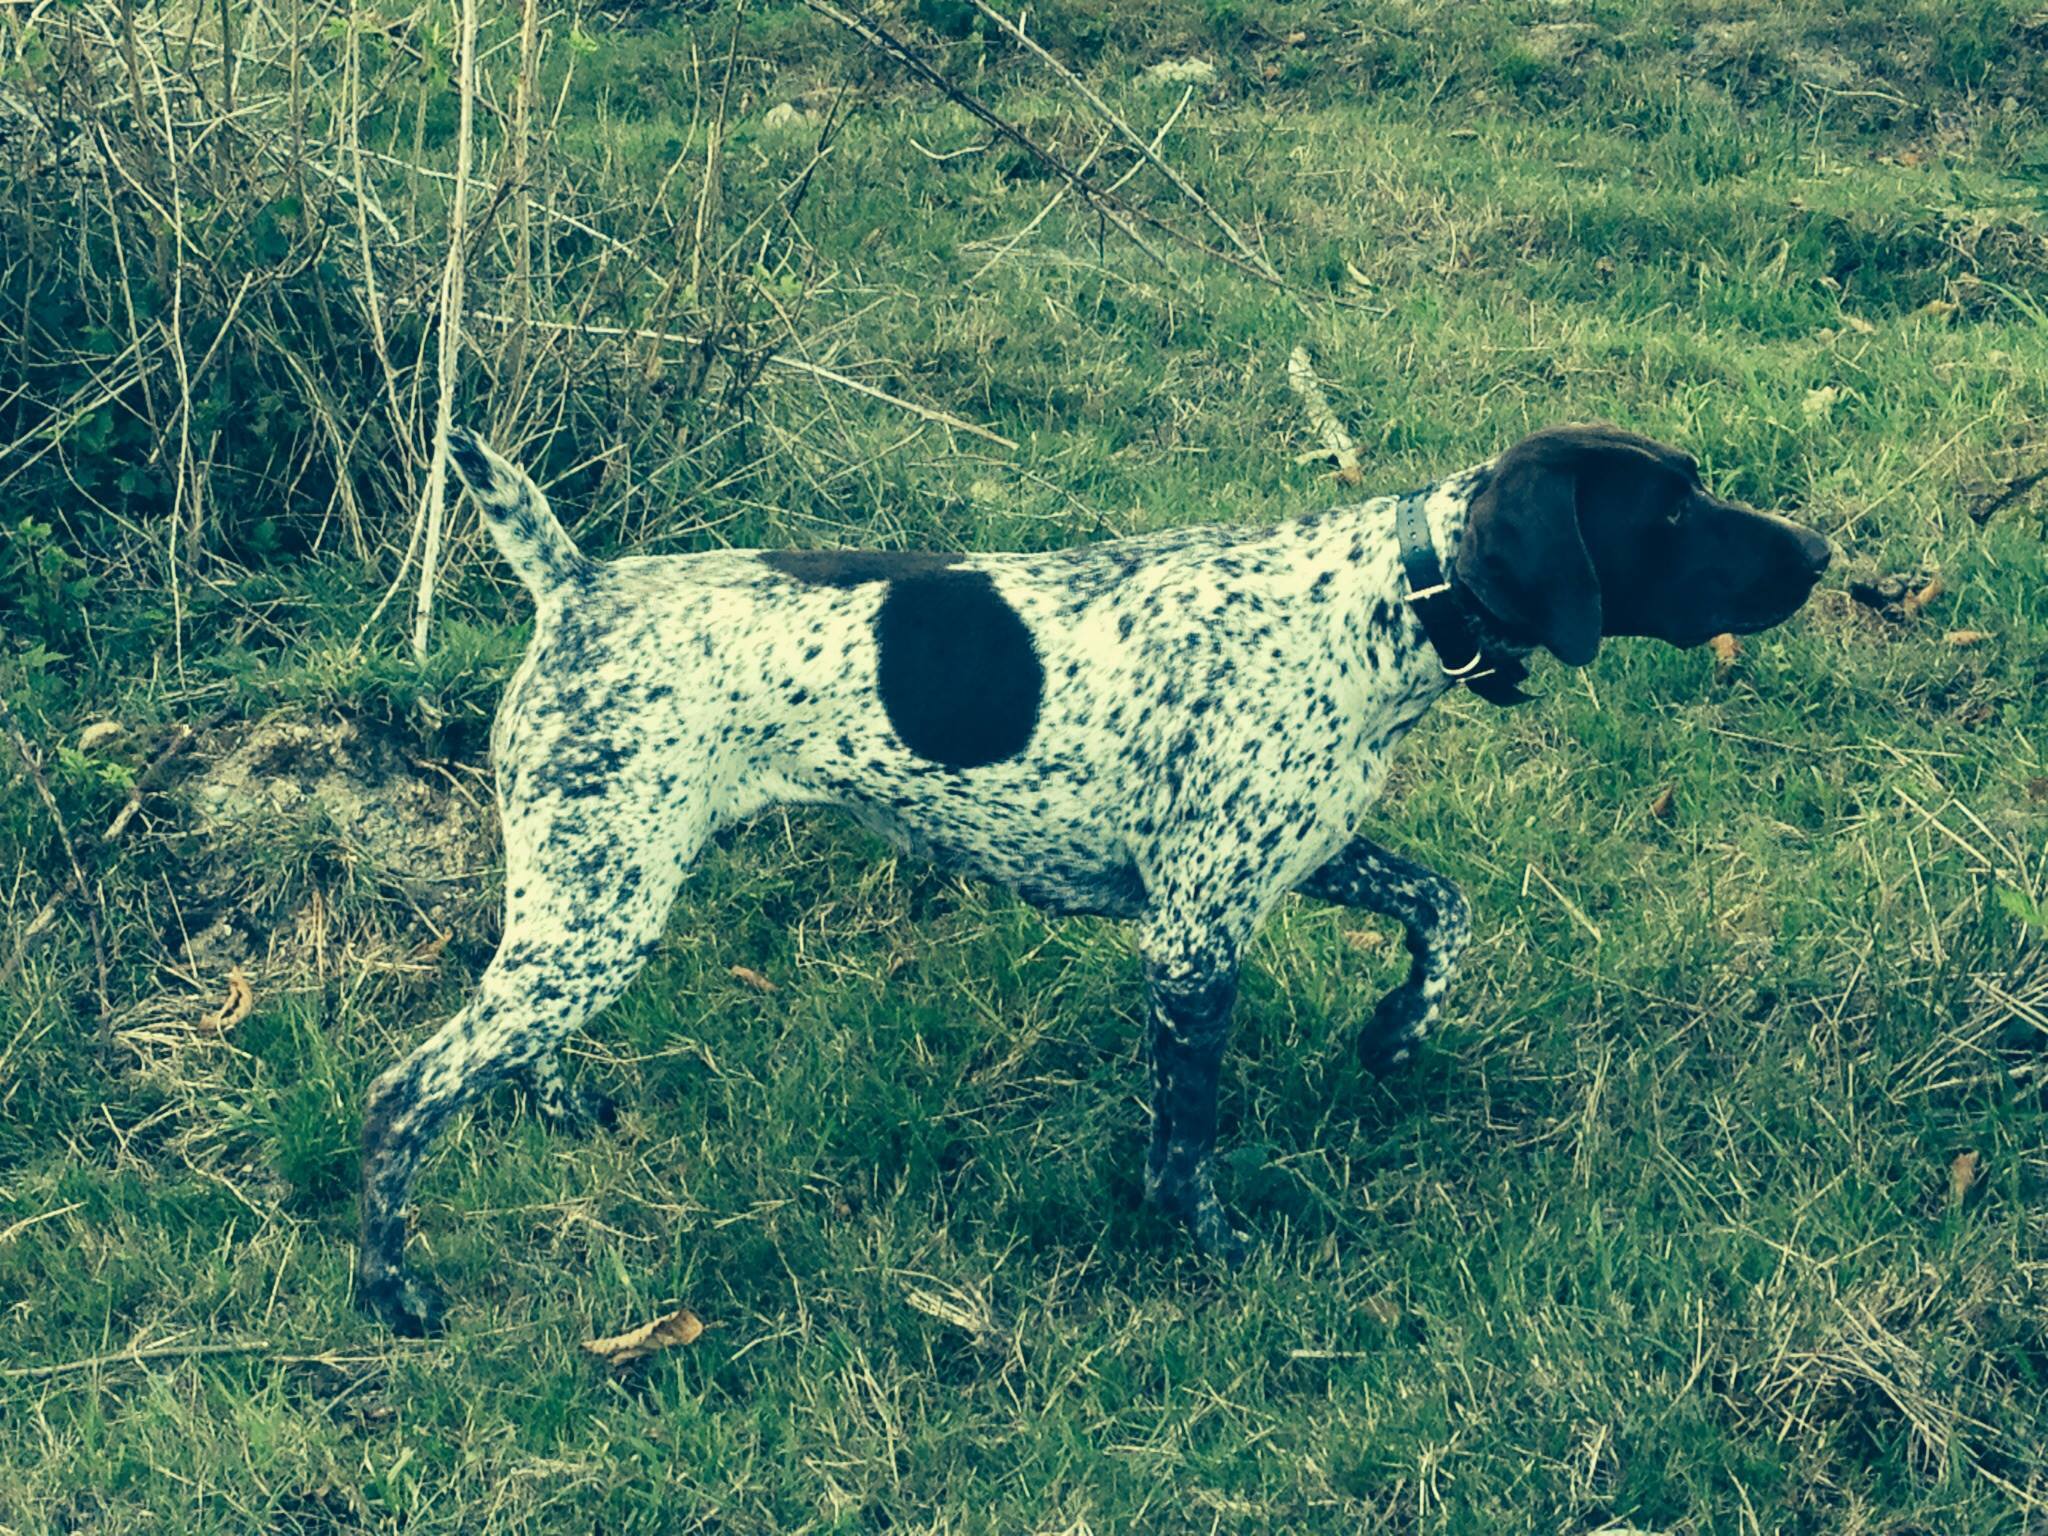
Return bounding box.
[4,1,2048,1530]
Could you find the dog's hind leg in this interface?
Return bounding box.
[1297,834,1470,1069]
[356,793,705,1335]
[526,1046,616,1134]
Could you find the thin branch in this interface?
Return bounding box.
[763,354,1016,449]
[467,310,1017,448]
[964,0,1305,316]
[1286,343,1362,485]
[410,0,480,659]
[1,1339,278,1383]
[803,0,1310,288]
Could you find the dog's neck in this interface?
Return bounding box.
[1300,463,1534,737]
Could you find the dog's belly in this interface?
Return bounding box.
[838,796,1148,920]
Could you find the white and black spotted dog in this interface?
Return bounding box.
[356,422,1830,1333]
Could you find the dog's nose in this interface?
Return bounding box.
[1795,526,1831,576]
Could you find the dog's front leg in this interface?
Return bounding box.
[1298,835,1471,1068]
[1137,918,1248,1264]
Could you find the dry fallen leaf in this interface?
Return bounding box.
[1342,928,1389,955]
[1648,786,1676,821]
[1914,297,1959,323]
[902,1281,994,1340]
[2027,777,2048,804]
[1709,633,1740,665]
[1840,314,1878,335]
[1801,385,1839,419]
[77,720,125,752]
[1902,573,1945,615]
[197,966,253,1035]
[1945,629,1995,647]
[1363,1293,1401,1328]
[1950,1150,1981,1203]
[583,1306,704,1367]
[728,964,777,993]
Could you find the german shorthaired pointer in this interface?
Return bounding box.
[356,423,1830,1332]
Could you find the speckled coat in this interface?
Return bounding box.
[354,424,1828,1334]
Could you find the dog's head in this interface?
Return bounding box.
[1452,423,1831,666]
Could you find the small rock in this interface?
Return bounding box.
[762,102,819,132]
[1142,57,1218,86]
[1522,21,1594,62]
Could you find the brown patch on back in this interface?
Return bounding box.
[760,549,966,588]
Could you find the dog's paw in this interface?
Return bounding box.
[537,1078,619,1137]
[557,1085,619,1137]
[1149,1157,1252,1268]
[1358,986,1432,1073]
[356,1266,448,1337]
[1189,1195,1252,1269]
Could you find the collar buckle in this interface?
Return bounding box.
[1394,487,1523,706]
[1440,652,1495,682]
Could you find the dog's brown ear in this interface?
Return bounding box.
[1456,423,1694,667]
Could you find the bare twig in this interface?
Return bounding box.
[804,0,1312,300]
[1,1339,277,1382]
[467,310,1017,448]
[410,0,481,660]
[801,0,1166,266]
[1285,343,1362,484]
[764,355,1016,449]
[504,0,541,403]
[3,1337,446,1382]
[964,0,1303,315]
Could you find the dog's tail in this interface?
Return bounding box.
[446,428,588,599]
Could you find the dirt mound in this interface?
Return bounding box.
[167,712,497,981]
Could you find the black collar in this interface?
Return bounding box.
[1395,491,1529,707]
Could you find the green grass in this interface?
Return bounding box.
[5,1,2048,1530]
